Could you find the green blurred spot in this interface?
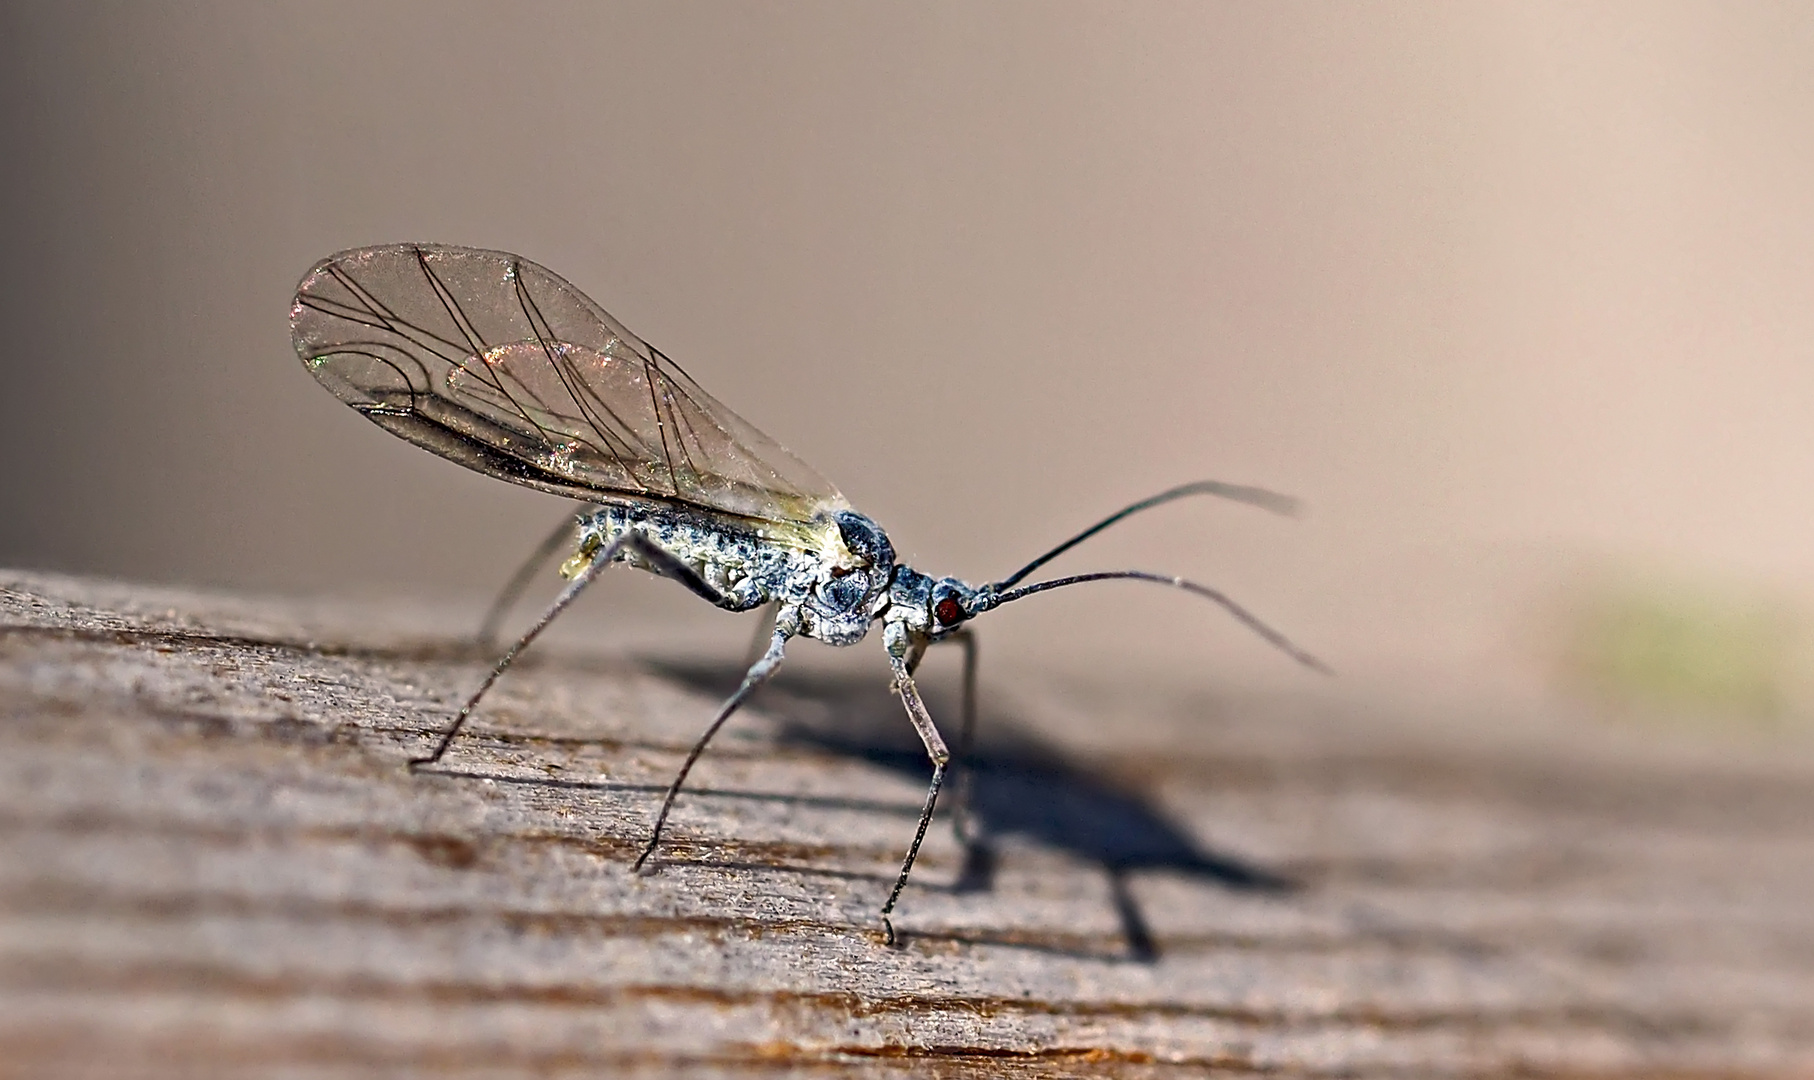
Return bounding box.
[1564,576,1793,723]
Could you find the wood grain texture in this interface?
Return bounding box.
[1,570,1809,1078]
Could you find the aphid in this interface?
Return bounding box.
[290,243,1324,942]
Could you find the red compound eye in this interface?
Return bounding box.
[934,597,963,626]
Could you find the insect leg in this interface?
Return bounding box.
[903,632,980,845]
[740,602,780,670]
[879,654,950,946]
[474,503,593,649]
[942,631,980,844]
[410,529,621,769]
[413,530,736,769]
[616,532,749,610]
[634,620,794,872]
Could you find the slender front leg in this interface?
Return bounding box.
[474,503,594,649]
[904,632,980,845]
[879,655,951,946]
[944,631,979,845]
[634,620,795,872]
[413,530,735,769]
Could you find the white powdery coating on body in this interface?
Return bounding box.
[578,505,819,613]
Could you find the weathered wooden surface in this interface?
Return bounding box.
[1,569,1809,1078]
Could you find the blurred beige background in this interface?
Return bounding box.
[4,2,1814,709]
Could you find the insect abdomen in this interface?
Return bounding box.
[579,506,795,613]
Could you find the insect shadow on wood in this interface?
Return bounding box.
[291,243,1327,946]
[652,655,1295,963]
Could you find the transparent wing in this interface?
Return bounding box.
[290,244,846,537]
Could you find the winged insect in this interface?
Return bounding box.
[291,243,1324,942]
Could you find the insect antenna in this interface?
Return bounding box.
[993,480,1299,591]
[988,570,1330,674]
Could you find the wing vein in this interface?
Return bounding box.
[511,268,649,475]
[291,243,846,536]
